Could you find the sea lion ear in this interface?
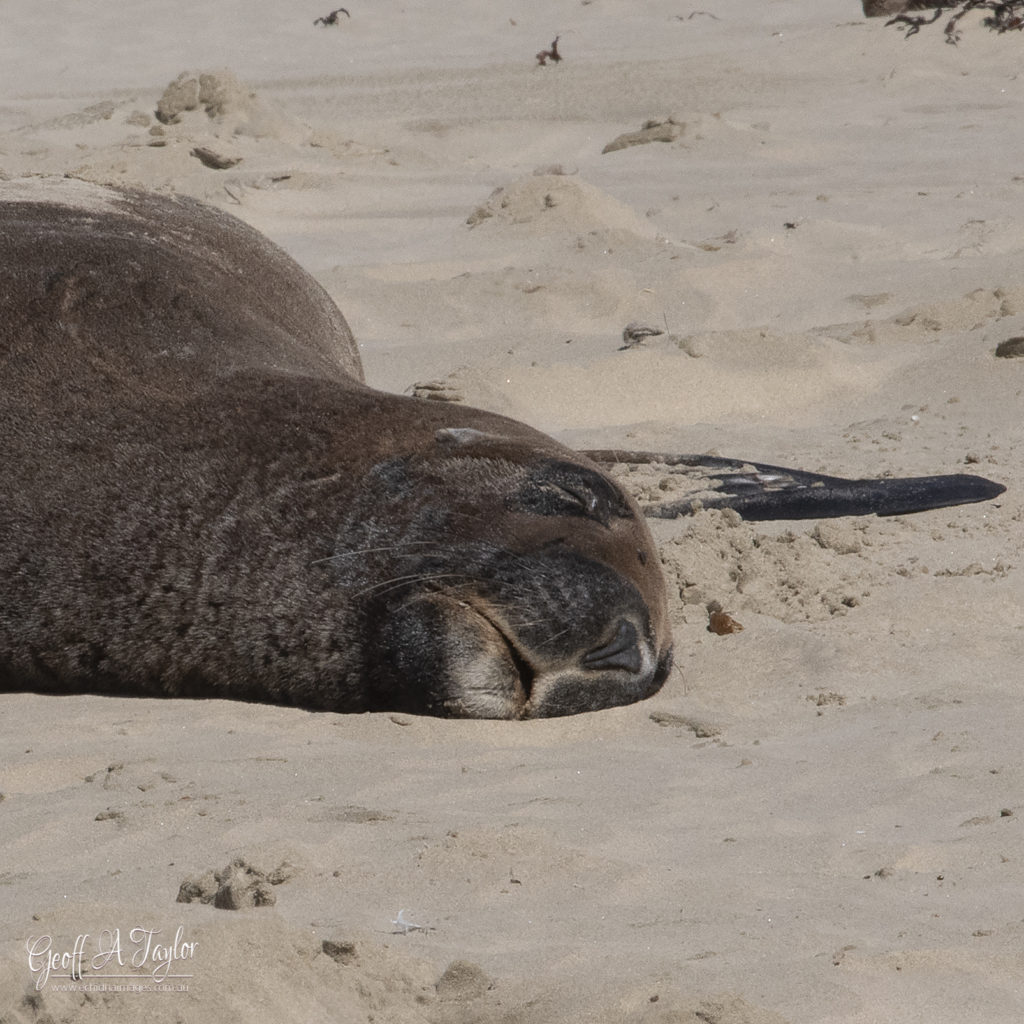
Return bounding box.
[435,427,497,447]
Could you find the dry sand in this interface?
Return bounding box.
[2,1,1024,1021]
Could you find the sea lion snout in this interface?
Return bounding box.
[371,591,671,720]
[524,605,672,719]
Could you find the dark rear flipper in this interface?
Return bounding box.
[582,450,1006,522]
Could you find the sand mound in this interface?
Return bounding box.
[154,69,300,143]
[654,508,873,625]
[466,174,656,240]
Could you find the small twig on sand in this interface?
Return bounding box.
[314,7,350,27]
[536,36,562,65]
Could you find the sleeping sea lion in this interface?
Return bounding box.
[0,179,1004,718]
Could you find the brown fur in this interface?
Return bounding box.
[0,179,672,718]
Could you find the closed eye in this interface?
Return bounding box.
[512,459,634,527]
[550,482,601,516]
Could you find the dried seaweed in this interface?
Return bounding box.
[886,1,1024,44]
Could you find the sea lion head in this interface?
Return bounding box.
[336,421,673,719]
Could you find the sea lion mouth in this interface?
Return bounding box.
[464,609,652,712]
[465,602,537,704]
[463,605,665,719]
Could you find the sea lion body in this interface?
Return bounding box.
[0,179,672,718]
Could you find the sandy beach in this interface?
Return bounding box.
[2,1,1024,1021]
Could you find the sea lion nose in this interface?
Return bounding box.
[580,619,642,674]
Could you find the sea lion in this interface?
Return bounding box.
[0,178,671,719]
[0,179,1004,718]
